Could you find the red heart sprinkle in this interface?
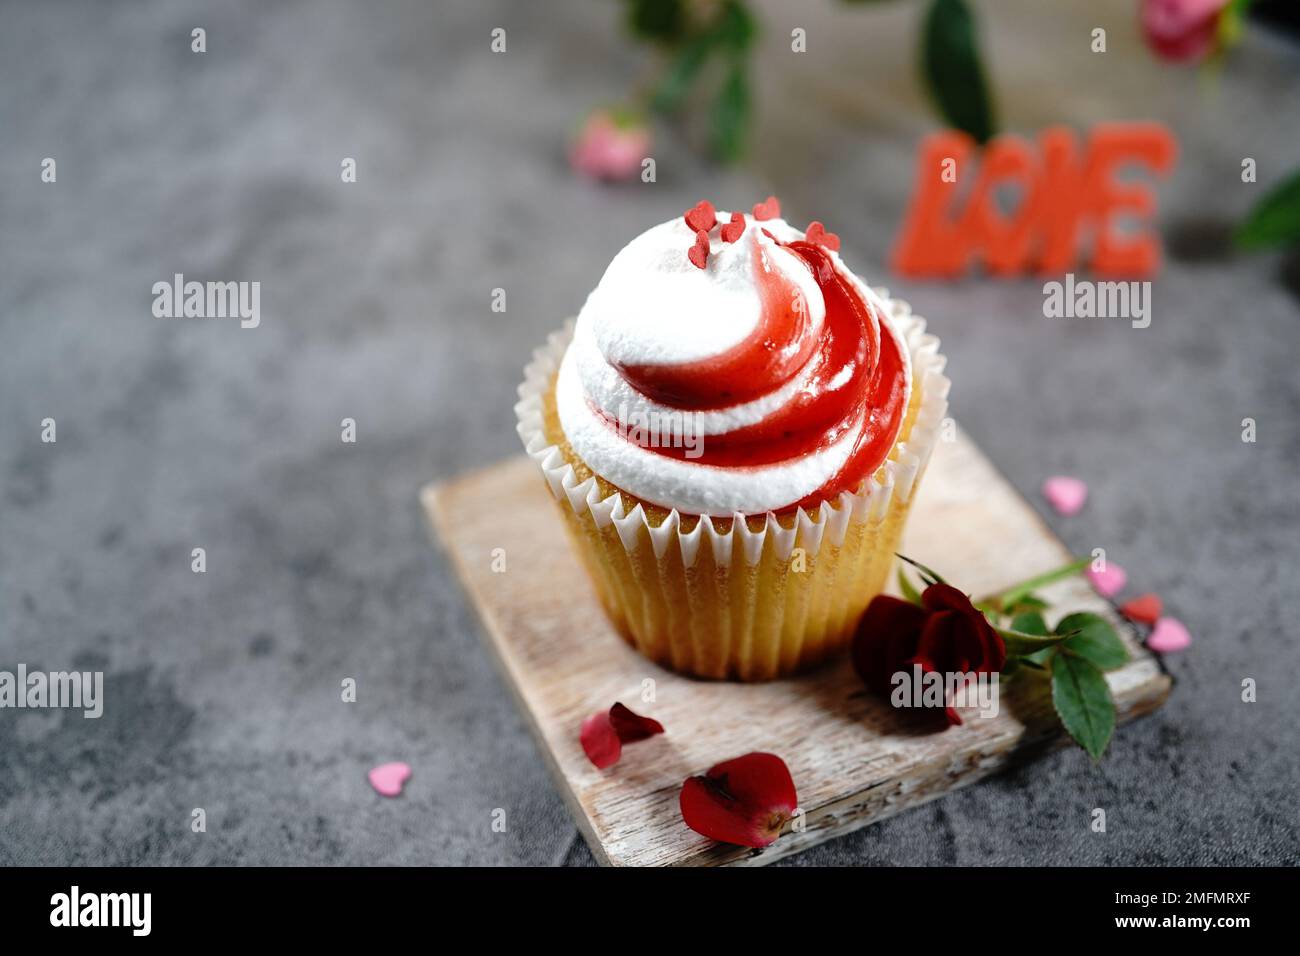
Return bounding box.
[720,211,746,243]
[1121,593,1163,626]
[805,220,840,251]
[752,195,781,221]
[687,229,710,269]
[684,200,716,234]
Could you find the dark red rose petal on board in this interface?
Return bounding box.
[752,195,781,221]
[720,211,746,243]
[579,710,621,769]
[1121,592,1163,625]
[687,228,710,270]
[679,752,798,848]
[804,220,840,251]
[684,199,717,234]
[608,702,664,743]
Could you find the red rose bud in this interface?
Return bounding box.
[804,220,840,251]
[752,195,781,221]
[680,752,798,848]
[720,211,746,243]
[687,228,710,270]
[1140,0,1230,64]
[684,199,717,234]
[580,702,664,769]
[852,583,1006,726]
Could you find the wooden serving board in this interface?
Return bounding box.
[421,427,1170,866]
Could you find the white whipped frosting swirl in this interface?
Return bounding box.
[556,212,911,515]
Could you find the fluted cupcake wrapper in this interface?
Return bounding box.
[515,293,950,680]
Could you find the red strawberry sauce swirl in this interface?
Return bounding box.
[606,239,909,510]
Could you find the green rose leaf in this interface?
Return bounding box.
[895,553,947,587]
[1235,168,1300,250]
[1056,612,1128,671]
[1051,651,1116,760]
[1010,611,1048,635]
[921,0,996,144]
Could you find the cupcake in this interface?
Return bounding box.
[516,199,949,681]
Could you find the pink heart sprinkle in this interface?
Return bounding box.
[1043,476,1088,516]
[1147,617,1192,653]
[367,761,411,797]
[1085,562,1127,598]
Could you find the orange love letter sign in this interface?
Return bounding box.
[891,123,1177,278]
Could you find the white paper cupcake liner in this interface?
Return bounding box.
[515,291,950,569]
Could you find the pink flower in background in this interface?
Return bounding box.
[570,108,651,182]
[1140,0,1232,63]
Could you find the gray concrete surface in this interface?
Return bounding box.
[1,0,1297,866]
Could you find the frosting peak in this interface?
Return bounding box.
[557,205,912,516]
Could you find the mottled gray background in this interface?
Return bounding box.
[1,0,1297,866]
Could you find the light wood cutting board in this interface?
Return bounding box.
[421,426,1170,866]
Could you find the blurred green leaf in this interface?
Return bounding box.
[712,60,750,162]
[652,29,716,113]
[921,0,996,144]
[624,0,686,45]
[1235,168,1300,250]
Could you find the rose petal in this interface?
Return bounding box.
[752,195,781,221]
[910,610,962,674]
[1085,562,1127,598]
[580,703,664,768]
[679,752,798,848]
[687,229,710,270]
[367,761,411,798]
[852,595,928,694]
[608,702,664,743]
[1042,475,1088,516]
[580,711,621,769]
[720,211,746,243]
[684,199,716,234]
[1121,593,1163,625]
[804,220,840,251]
[1141,0,1229,63]
[1147,616,1192,653]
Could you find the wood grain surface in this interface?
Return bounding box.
[422,427,1171,866]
